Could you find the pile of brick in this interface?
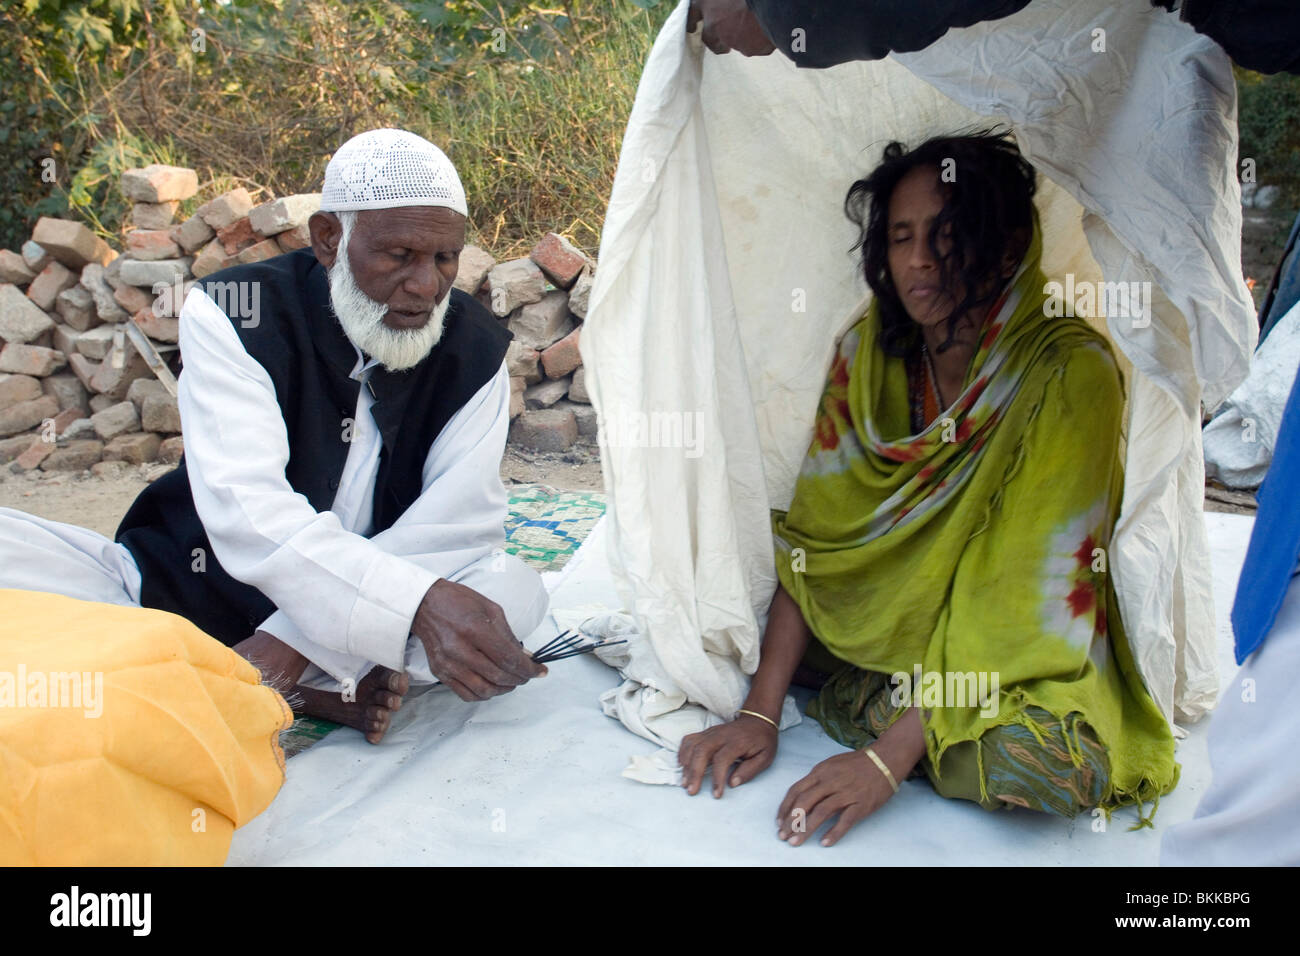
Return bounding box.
[0,163,319,476]
[1,161,594,478]
[459,232,595,453]
[0,208,182,476]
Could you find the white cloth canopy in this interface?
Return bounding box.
[581,0,1256,733]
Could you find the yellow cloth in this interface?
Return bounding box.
[0,589,291,865]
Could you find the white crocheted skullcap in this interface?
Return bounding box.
[320,128,467,216]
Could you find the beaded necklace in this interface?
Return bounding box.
[908,343,942,433]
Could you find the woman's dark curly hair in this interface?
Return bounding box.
[845,127,1037,357]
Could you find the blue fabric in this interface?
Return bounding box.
[1231,366,1300,663]
[1258,210,1300,345]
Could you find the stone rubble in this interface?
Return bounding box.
[2,171,600,476]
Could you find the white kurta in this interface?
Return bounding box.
[178,287,544,689]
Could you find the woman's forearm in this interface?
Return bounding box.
[741,583,812,721]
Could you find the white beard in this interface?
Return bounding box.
[326,237,449,372]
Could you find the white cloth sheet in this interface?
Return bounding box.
[579,0,1256,737]
[1203,299,1300,490]
[227,511,1253,866]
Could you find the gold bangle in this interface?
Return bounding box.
[862,746,899,793]
[736,708,779,731]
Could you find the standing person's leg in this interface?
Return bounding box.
[1161,574,1300,866]
[0,507,141,606]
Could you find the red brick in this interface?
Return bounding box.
[13,439,54,472]
[191,238,239,279]
[0,393,59,438]
[66,352,99,390]
[506,341,541,384]
[126,229,182,261]
[0,433,37,463]
[159,435,184,464]
[91,400,140,440]
[236,239,281,265]
[529,233,589,290]
[173,215,216,255]
[0,373,41,410]
[25,261,77,311]
[276,223,312,253]
[89,346,151,401]
[132,308,179,344]
[0,343,66,377]
[31,217,114,270]
[509,408,577,451]
[50,406,81,436]
[141,392,181,433]
[540,326,582,379]
[113,284,154,315]
[0,250,36,286]
[120,165,198,204]
[132,201,180,230]
[41,439,104,471]
[196,188,254,230]
[102,432,160,464]
[42,373,89,414]
[568,366,590,404]
[217,217,259,255]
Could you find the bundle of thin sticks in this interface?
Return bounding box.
[531,628,627,664]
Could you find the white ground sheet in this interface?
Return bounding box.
[228,511,1251,866]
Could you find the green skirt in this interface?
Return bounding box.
[805,651,1110,818]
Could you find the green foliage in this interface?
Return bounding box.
[0,0,672,254]
[1235,66,1300,212]
[13,2,1289,264]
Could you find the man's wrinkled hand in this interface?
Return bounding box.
[687,0,777,57]
[411,578,546,701]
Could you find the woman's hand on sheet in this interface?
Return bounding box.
[776,751,899,847]
[776,709,926,846]
[678,715,779,797]
[411,579,547,701]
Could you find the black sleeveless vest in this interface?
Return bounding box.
[116,248,511,646]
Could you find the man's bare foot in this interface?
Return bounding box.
[234,629,310,693]
[292,667,411,745]
[233,630,409,744]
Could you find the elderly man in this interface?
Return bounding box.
[0,129,549,743]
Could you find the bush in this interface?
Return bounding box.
[1235,66,1300,211]
[0,0,671,255]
